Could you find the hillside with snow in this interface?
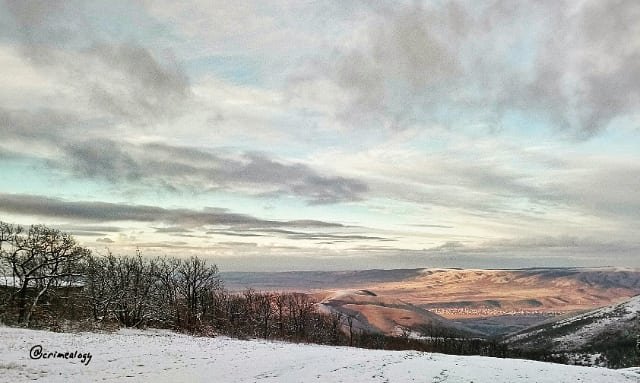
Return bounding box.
[1,326,638,382]
[506,295,640,367]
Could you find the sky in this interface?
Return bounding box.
[0,0,639,271]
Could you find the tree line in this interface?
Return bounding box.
[0,221,503,353]
[0,222,348,345]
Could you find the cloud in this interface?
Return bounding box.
[333,2,462,127]
[217,242,258,247]
[285,233,394,242]
[294,0,640,137]
[0,104,367,204]
[2,0,75,57]
[544,159,640,222]
[0,193,344,230]
[54,225,122,233]
[207,228,393,243]
[408,224,454,229]
[206,231,266,238]
[58,140,368,204]
[312,142,640,243]
[82,42,191,122]
[0,107,82,146]
[506,0,640,137]
[154,226,192,233]
[2,1,191,123]
[429,241,466,252]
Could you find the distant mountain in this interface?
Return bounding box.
[316,289,479,338]
[221,269,425,291]
[221,267,640,317]
[504,295,640,368]
[222,267,640,338]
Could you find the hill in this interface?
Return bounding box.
[222,267,640,317]
[222,267,640,335]
[317,289,478,337]
[505,295,640,368]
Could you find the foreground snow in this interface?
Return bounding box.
[0,326,638,382]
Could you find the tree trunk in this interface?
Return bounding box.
[23,280,51,326]
[18,279,29,324]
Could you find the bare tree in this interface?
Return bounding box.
[176,256,221,329]
[346,314,355,346]
[112,251,158,327]
[255,292,274,338]
[285,293,315,341]
[0,222,89,326]
[274,293,287,338]
[152,256,181,327]
[83,251,123,322]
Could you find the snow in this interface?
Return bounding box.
[506,295,640,350]
[0,326,638,383]
[0,276,19,286]
[552,295,640,348]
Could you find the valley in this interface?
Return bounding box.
[223,267,640,336]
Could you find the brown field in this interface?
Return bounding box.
[361,268,640,318]
[224,267,640,319]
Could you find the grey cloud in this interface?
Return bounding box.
[546,163,640,222]
[327,3,462,128]
[170,233,204,239]
[483,236,584,250]
[96,237,114,243]
[0,107,83,145]
[154,227,192,233]
[207,227,393,242]
[483,0,640,137]
[217,242,258,247]
[344,133,639,236]
[54,225,122,233]
[0,105,368,204]
[249,228,301,235]
[85,43,191,122]
[2,0,76,60]
[64,139,142,182]
[510,0,640,138]
[307,0,640,137]
[0,193,343,229]
[58,140,368,204]
[407,224,453,229]
[429,241,465,252]
[3,1,191,123]
[206,231,266,238]
[68,231,107,237]
[287,233,394,242]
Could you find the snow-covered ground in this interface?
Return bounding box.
[0,326,638,382]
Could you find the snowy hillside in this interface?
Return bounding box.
[507,295,640,349]
[505,295,640,367]
[0,326,638,382]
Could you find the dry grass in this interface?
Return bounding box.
[361,269,639,317]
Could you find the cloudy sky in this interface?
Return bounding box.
[1,0,639,271]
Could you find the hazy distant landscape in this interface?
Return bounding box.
[223,268,640,311]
